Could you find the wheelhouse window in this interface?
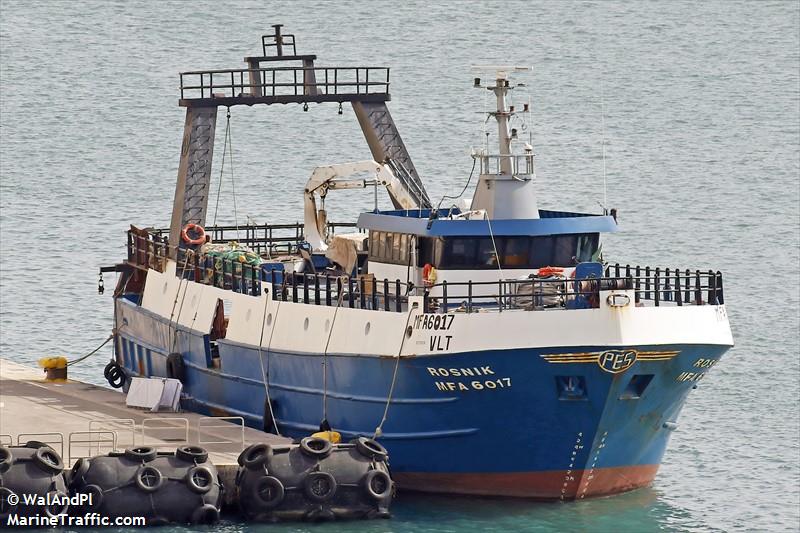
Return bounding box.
[368,230,412,265]
[575,234,597,263]
[419,234,599,269]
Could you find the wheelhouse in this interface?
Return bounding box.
[360,208,617,290]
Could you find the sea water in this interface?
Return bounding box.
[1,1,798,531]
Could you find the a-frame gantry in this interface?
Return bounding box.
[169,25,431,254]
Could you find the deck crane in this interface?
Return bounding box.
[303,160,420,251]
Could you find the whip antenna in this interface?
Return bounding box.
[600,79,608,213]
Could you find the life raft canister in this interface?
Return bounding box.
[181,223,206,245]
[422,263,437,286]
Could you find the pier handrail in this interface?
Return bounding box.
[89,418,136,450]
[16,433,64,458]
[140,417,190,447]
[67,430,116,465]
[197,416,246,450]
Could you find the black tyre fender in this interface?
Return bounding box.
[69,457,91,488]
[191,504,220,525]
[239,443,273,470]
[0,447,11,474]
[106,364,126,389]
[0,487,18,517]
[124,446,157,463]
[44,490,69,518]
[299,437,332,460]
[165,352,185,381]
[362,469,393,500]
[303,471,337,503]
[176,445,208,464]
[252,475,285,509]
[23,440,50,449]
[78,484,104,511]
[103,360,116,380]
[33,446,64,474]
[185,465,215,494]
[353,436,388,462]
[135,465,163,493]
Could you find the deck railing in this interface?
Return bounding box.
[475,153,535,176]
[146,221,360,257]
[127,230,724,315]
[127,230,169,272]
[126,227,403,312]
[416,266,724,314]
[178,254,406,311]
[266,271,406,312]
[604,263,724,307]
[179,66,390,101]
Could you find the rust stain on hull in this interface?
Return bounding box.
[394,464,660,500]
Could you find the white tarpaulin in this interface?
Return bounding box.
[126,377,182,412]
[325,234,363,273]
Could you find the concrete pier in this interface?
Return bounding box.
[0,358,289,505]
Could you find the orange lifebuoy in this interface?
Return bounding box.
[181,223,206,245]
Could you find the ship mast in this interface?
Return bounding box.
[493,71,514,175]
[469,67,539,220]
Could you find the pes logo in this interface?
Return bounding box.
[598,350,637,374]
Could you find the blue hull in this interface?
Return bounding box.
[114,298,727,499]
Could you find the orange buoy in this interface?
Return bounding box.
[181,223,206,245]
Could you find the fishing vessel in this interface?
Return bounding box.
[102,27,733,499]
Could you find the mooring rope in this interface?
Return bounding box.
[256,290,282,437]
[372,302,418,439]
[170,271,192,353]
[66,334,114,367]
[166,251,194,352]
[212,110,230,227]
[225,110,241,240]
[320,277,347,430]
